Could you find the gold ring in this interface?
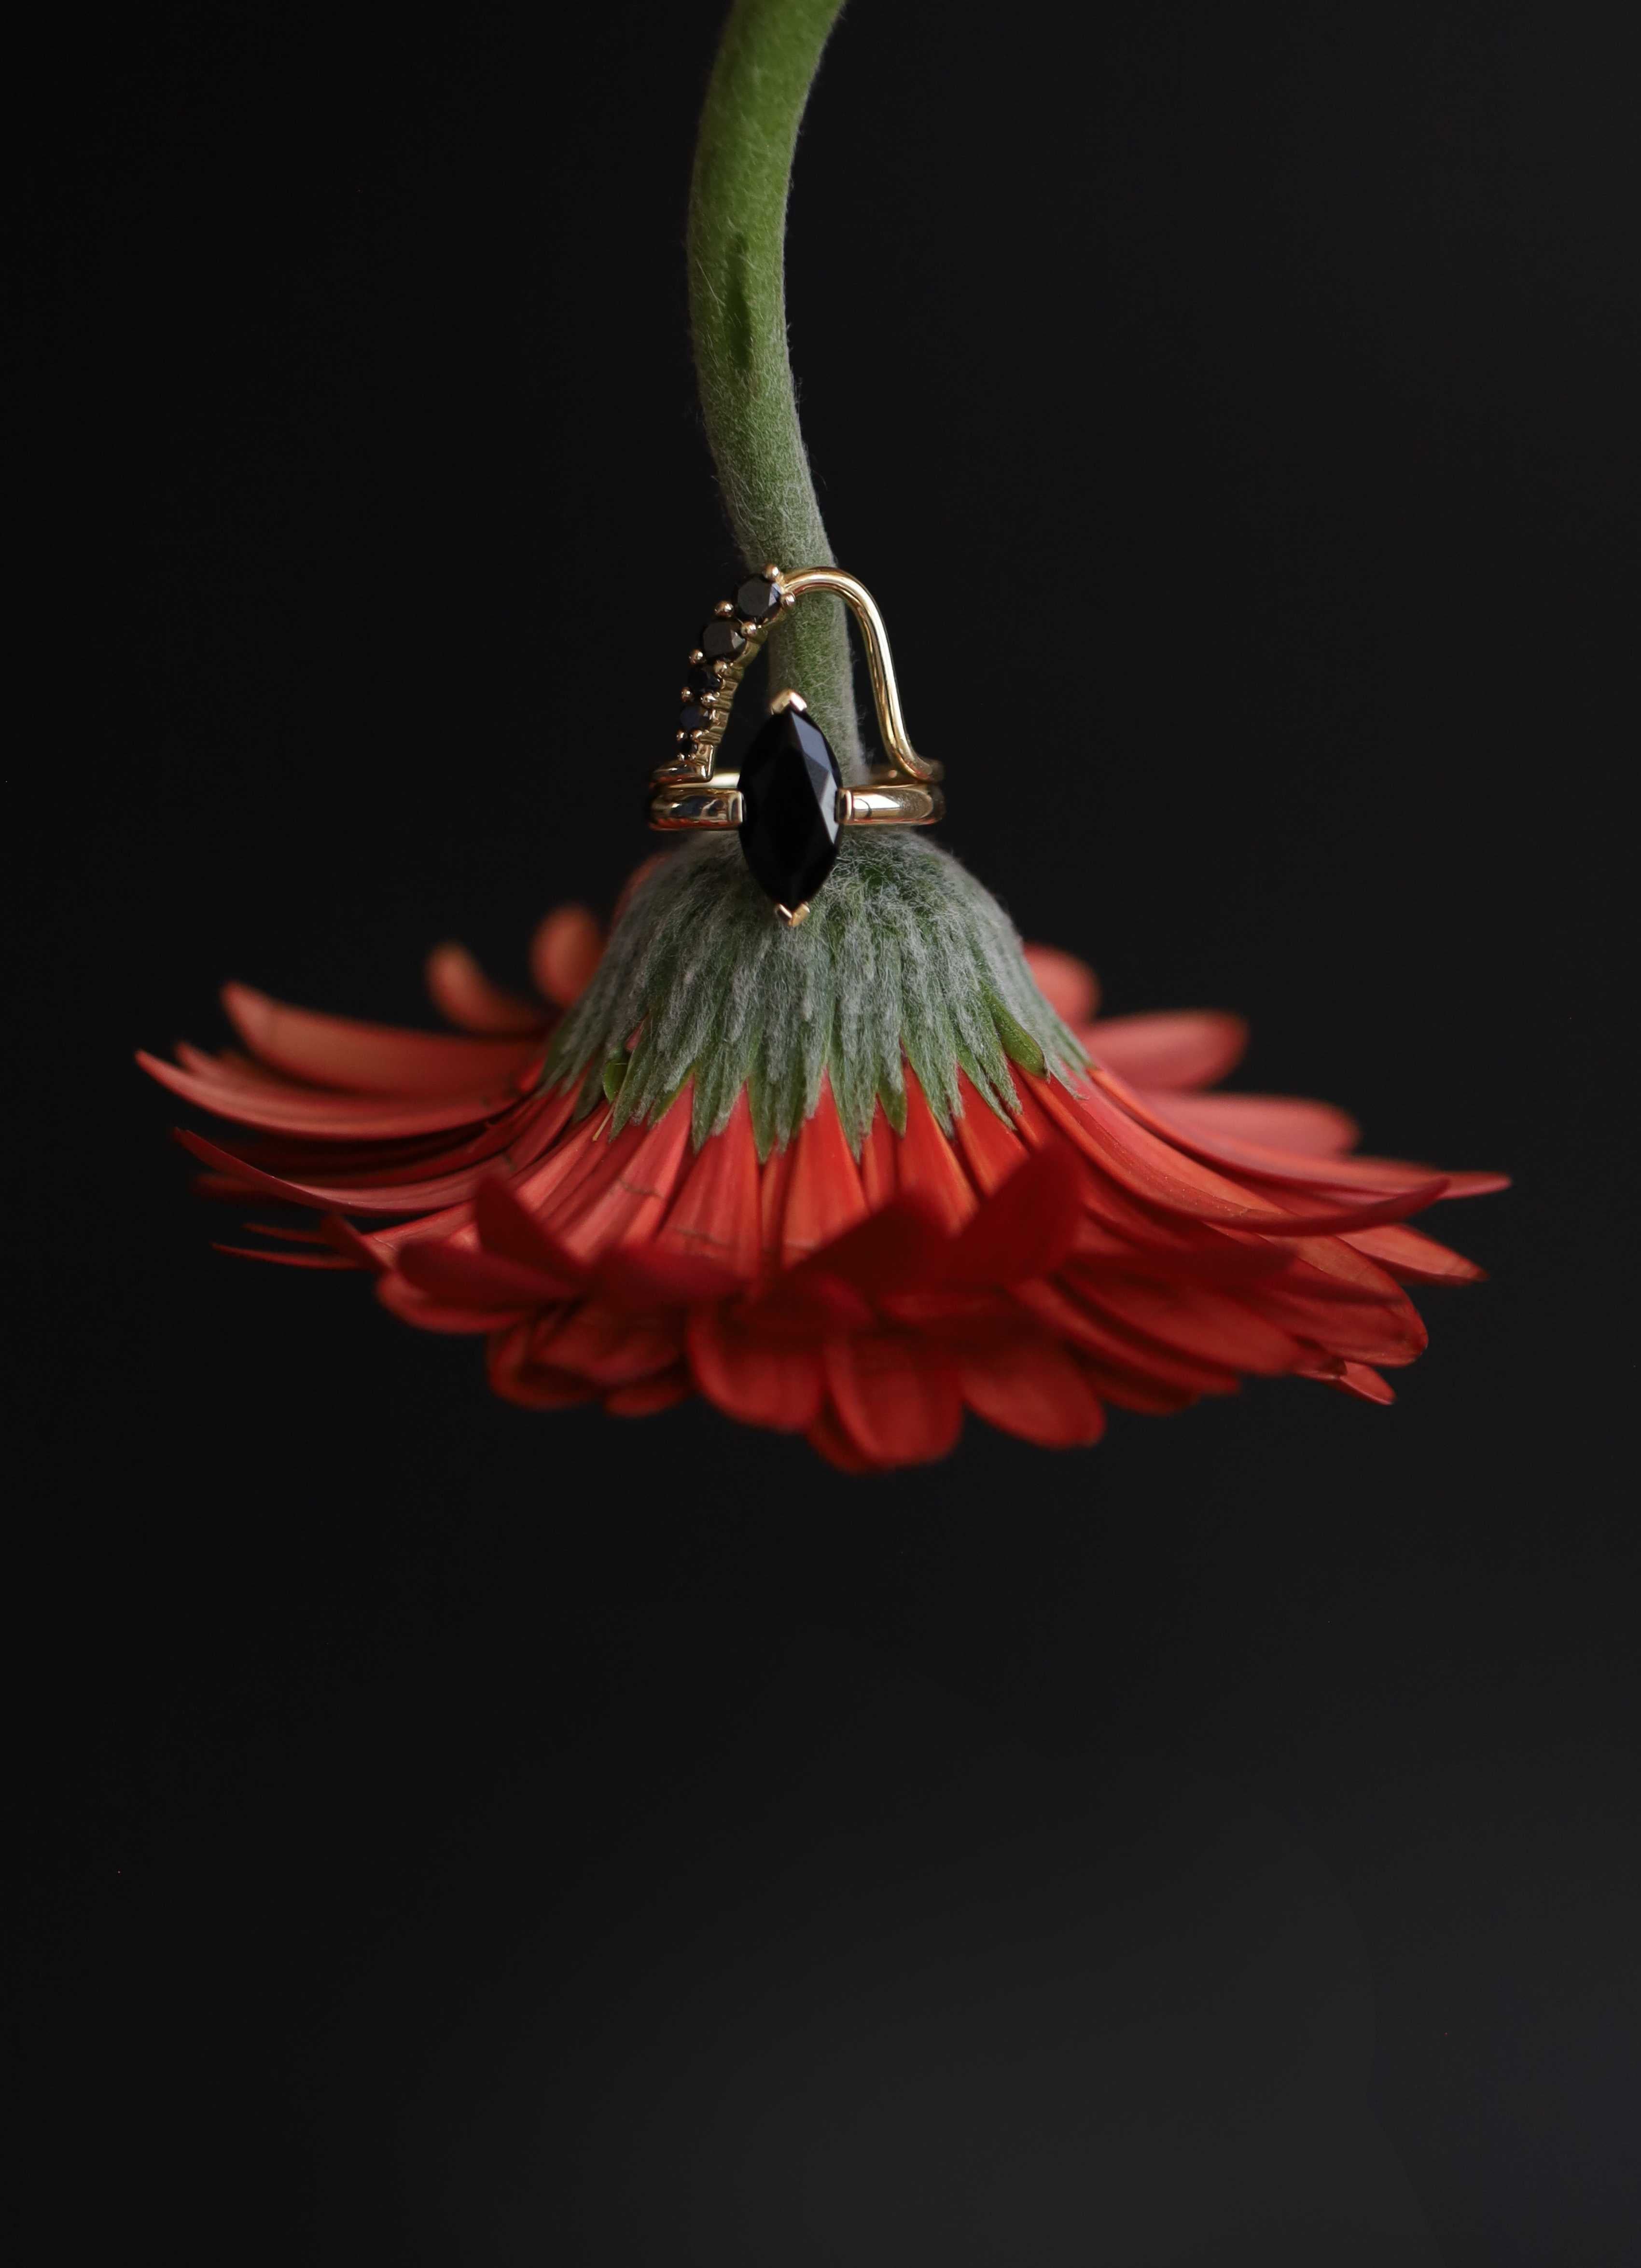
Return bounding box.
[648,566,946,927]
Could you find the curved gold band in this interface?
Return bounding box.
[650,775,944,831]
[652,564,943,795]
[776,567,939,785]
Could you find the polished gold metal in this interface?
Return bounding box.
[773,567,939,785]
[650,777,744,829]
[835,782,942,825]
[650,772,943,832]
[774,902,809,928]
[650,566,946,843]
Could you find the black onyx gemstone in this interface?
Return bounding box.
[735,575,780,622]
[678,703,711,735]
[699,616,746,662]
[737,708,842,909]
[683,663,722,701]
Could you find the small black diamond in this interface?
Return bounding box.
[683,664,722,701]
[735,575,780,622]
[737,708,842,909]
[679,704,711,735]
[699,617,746,662]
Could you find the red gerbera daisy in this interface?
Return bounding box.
[140,847,1504,1472]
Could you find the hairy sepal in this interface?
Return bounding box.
[544,832,1085,1156]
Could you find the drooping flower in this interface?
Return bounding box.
[140,835,1502,1471]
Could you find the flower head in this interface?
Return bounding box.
[141,836,1502,1470]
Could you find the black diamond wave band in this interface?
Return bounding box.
[648,566,945,927]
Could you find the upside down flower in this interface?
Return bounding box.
[140,834,1503,1471]
[140,2,1503,1470]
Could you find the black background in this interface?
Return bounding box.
[12,1,1637,2259]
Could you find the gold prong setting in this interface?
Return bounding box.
[660,568,786,783]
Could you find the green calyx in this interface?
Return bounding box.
[542,835,1086,1158]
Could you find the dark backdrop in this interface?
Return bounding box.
[12,1,1636,2260]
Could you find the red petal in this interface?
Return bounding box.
[220,982,542,1096]
[878,1287,1018,1344]
[958,1335,1106,1447]
[779,1082,870,1264]
[1298,1357,1397,1406]
[424,941,545,1035]
[944,1143,1086,1286]
[1147,1092,1360,1156]
[749,1269,876,1335]
[211,1243,358,1270]
[375,1272,520,1333]
[1273,1235,1410,1303]
[174,1126,499,1218]
[318,1215,387,1271]
[1023,943,1100,1022]
[529,905,604,1008]
[485,1082,586,1173]
[175,1043,290,1089]
[795,1201,949,1302]
[1070,1351,1199,1415]
[1075,1275,1300,1376]
[532,1300,683,1386]
[545,1096,695,1259]
[173,1084,577,1191]
[893,1071,980,1235]
[504,1107,620,1226]
[1028,1077,1445,1232]
[759,1137,797,1268]
[604,1367,693,1417]
[487,1322,599,1408]
[822,1333,964,1467]
[950,1073,1034,1196]
[1017,1278,1242,1398]
[340,1196,477,1266]
[472,1172,587,1290]
[656,1091,762,1277]
[805,1403,882,1473]
[858,1107,899,1208]
[1342,1223,1484,1284]
[142,1050,525,1139]
[594,1245,742,1309]
[1070,1212,1280,1283]
[393,1236,562,1313]
[1081,1011,1248,1090]
[1098,1070,1446,1198]
[1237,1282,1427,1367]
[687,1305,825,1431]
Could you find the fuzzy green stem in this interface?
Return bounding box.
[688,0,863,780]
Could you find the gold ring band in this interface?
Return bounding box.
[649,776,945,830]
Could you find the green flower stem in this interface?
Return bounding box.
[688,0,864,780]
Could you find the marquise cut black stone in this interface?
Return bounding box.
[699,617,746,662]
[737,708,842,909]
[683,664,722,701]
